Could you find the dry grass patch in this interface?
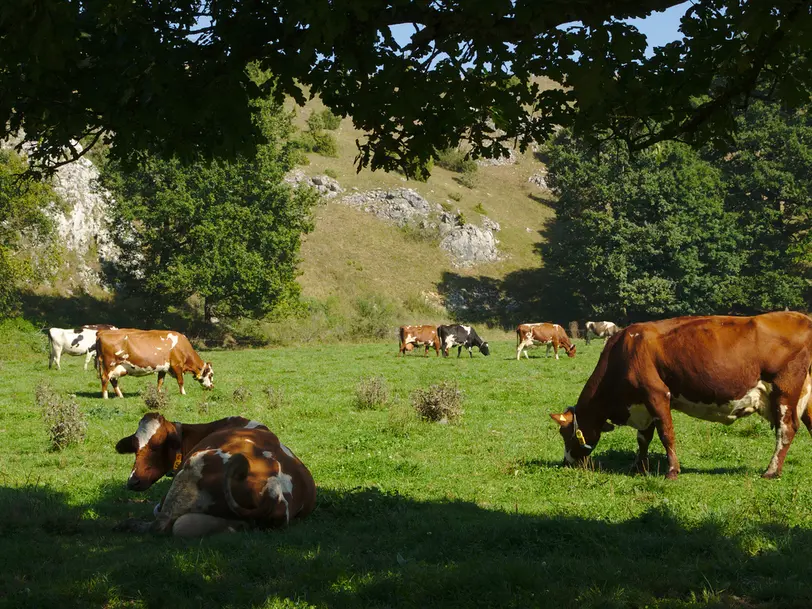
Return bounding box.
[411,381,464,423]
[355,376,390,410]
[36,382,87,450]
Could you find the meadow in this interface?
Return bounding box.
[2,326,812,609]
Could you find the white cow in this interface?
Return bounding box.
[585,321,621,345]
[47,324,117,370]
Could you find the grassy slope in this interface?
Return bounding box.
[3,329,812,608]
[291,98,554,337]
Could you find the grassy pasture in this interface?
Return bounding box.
[2,331,812,608]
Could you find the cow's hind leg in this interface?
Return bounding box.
[645,387,679,479]
[111,377,124,398]
[172,514,248,537]
[763,368,809,479]
[83,350,94,371]
[634,423,657,474]
[157,371,167,392]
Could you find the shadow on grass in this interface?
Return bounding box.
[1,481,810,608]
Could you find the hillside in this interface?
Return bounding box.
[288,98,556,336]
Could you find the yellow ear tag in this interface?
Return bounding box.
[173,453,183,470]
[575,429,587,446]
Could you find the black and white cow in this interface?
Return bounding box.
[437,325,490,358]
[46,324,118,370]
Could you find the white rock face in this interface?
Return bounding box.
[284,170,343,199]
[440,224,501,268]
[528,170,549,190]
[476,148,518,167]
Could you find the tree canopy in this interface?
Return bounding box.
[1,1,810,176]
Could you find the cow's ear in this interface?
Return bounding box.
[550,412,573,427]
[115,435,137,454]
[601,422,616,432]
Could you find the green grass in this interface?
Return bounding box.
[3,334,812,608]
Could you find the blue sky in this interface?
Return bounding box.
[626,2,690,52]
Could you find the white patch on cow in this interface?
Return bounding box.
[111,360,170,378]
[166,332,179,349]
[796,375,812,422]
[115,349,124,356]
[626,404,655,430]
[262,450,274,459]
[629,333,639,337]
[158,450,213,521]
[564,447,575,465]
[405,334,416,344]
[134,417,162,451]
[244,420,263,429]
[280,444,295,459]
[670,382,773,425]
[461,325,471,334]
[155,346,162,351]
[444,335,458,349]
[214,449,231,463]
[153,502,162,518]
[263,470,294,524]
[245,439,254,445]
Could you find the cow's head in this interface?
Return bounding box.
[550,408,613,466]
[479,341,490,356]
[566,343,577,358]
[115,413,182,490]
[196,362,214,389]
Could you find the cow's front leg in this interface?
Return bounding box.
[634,423,657,474]
[467,346,472,358]
[763,401,799,479]
[653,405,679,480]
[101,372,110,399]
[157,371,166,392]
[111,378,124,398]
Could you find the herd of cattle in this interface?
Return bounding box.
[43,311,812,536]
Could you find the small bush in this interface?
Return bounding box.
[324,168,338,179]
[319,109,342,130]
[473,202,487,215]
[435,148,478,174]
[355,376,390,410]
[455,211,467,226]
[411,381,464,423]
[197,399,212,416]
[404,293,441,316]
[440,201,454,212]
[351,294,398,339]
[386,400,419,436]
[312,132,339,157]
[141,385,169,411]
[264,386,287,409]
[448,192,462,202]
[37,382,87,451]
[399,221,442,244]
[233,386,253,402]
[454,173,477,189]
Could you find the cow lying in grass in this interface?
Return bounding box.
[551,312,812,480]
[114,413,316,536]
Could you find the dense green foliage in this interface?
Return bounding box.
[2,1,809,176]
[542,100,811,320]
[434,148,478,175]
[4,331,812,608]
[0,150,59,316]
[98,90,317,322]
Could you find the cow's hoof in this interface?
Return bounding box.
[665,470,679,481]
[761,471,781,480]
[633,460,649,475]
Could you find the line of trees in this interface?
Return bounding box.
[541,97,811,321]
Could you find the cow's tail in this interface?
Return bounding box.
[223,453,275,520]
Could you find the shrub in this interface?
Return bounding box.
[454,173,477,189]
[141,385,169,411]
[435,148,478,174]
[473,202,487,215]
[455,211,467,226]
[264,386,287,409]
[351,294,398,339]
[440,201,454,212]
[197,399,212,416]
[319,109,342,130]
[37,382,87,450]
[355,376,390,410]
[312,131,339,157]
[324,168,338,179]
[411,381,464,423]
[448,192,462,202]
[233,386,253,402]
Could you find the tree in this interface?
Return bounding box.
[1,1,810,176]
[0,150,58,316]
[542,132,745,320]
[98,87,318,323]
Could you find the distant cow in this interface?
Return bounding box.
[437,324,490,358]
[516,323,576,360]
[46,324,118,370]
[585,321,622,344]
[96,329,213,398]
[399,325,440,357]
[115,413,316,536]
[551,312,812,480]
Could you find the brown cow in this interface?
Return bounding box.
[399,325,440,357]
[96,329,213,398]
[516,323,576,360]
[115,413,316,536]
[551,312,812,480]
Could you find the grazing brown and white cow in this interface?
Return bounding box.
[96,329,213,398]
[551,312,812,480]
[516,323,576,360]
[585,320,622,344]
[399,325,440,357]
[115,413,316,536]
[46,324,118,370]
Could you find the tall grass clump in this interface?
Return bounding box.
[351,294,398,340]
[37,382,87,450]
[141,384,169,411]
[411,381,464,423]
[264,386,287,409]
[355,376,390,410]
[233,386,253,402]
[435,148,478,174]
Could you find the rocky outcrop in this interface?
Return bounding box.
[339,188,501,267]
[284,169,343,199]
[528,170,549,190]
[476,148,518,167]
